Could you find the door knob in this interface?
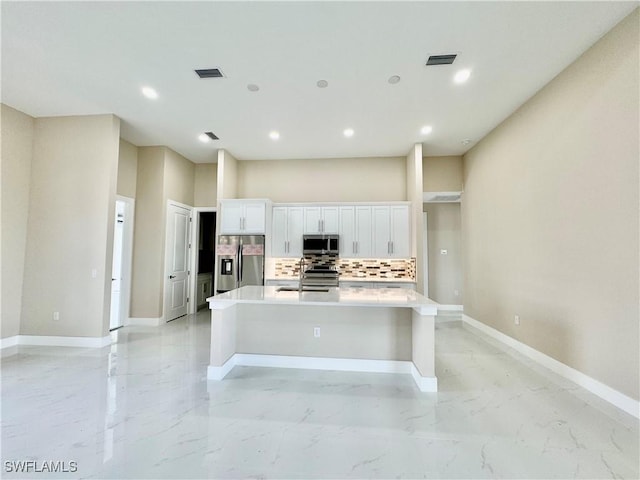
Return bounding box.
[169,275,176,279]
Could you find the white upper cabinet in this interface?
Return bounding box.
[220,200,267,234]
[339,206,372,257]
[272,206,304,257]
[303,206,339,234]
[371,205,410,258]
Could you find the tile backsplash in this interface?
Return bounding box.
[273,256,416,281]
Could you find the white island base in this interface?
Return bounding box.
[207,286,438,392]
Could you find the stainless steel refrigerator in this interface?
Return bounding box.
[216,235,265,294]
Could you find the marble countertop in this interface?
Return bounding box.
[207,286,437,314]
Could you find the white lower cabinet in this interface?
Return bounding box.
[197,273,213,308]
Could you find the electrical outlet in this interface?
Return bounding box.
[53,311,60,321]
[514,315,520,326]
[440,249,448,255]
[313,327,320,338]
[454,290,459,297]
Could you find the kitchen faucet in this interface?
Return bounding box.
[298,257,304,292]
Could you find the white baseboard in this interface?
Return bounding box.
[1,335,112,349]
[125,317,163,327]
[1,336,19,349]
[207,353,436,392]
[437,304,464,312]
[410,364,438,392]
[207,356,237,380]
[462,314,640,419]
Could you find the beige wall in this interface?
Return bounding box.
[462,10,639,400]
[21,114,120,338]
[423,203,462,305]
[1,105,34,338]
[423,156,463,192]
[194,163,217,207]
[236,156,407,202]
[130,147,165,318]
[217,149,238,200]
[130,147,196,319]
[117,139,138,198]
[164,148,195,206]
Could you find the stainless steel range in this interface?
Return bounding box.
[300,264,339,288]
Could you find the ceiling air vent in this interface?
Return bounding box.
[205,131,219,140]
[195,68,224,78]
[426,54,457,66]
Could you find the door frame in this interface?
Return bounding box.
[189,207,217,314]
[113,195,135,329]
[164,200,194,321]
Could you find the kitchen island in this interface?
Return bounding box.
[207,286,438,391]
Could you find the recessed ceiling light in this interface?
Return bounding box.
[461,138,472,145]
[388,75,401,85]
[454,69,471,84]
[343,128,354,138]
[269,131,280,140]
[421,125,433,135]
[247,84,260,92]
[317,79,328,88]
[141,86,158,99]
[198,134,210,143]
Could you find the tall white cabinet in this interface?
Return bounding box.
[272,206,304,257]
[371,205,410,258]
[339,206,373,257]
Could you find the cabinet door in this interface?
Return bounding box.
[389,205,410,257]
[287,207,304,256]
[371,206,391,257]
[339,207,356,256]
[322,207,339,233]
[271,207,288,256]
[243,202,266,233]
[303,207,322,233]
[354,206,372,257]
[220,203,244,233]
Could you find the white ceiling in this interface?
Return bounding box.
[2,2,636,163]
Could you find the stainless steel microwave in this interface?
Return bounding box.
[302,234,339,255]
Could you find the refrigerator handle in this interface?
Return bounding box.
[236,244,242,287]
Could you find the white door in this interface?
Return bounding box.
[109,202,125,330]
[165,203,191,321]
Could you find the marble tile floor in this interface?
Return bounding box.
[1,311,638,479]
